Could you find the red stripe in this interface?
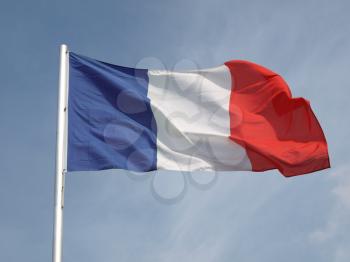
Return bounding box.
[225,60,330,177]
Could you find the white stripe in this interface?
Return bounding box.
[148,65,251,171]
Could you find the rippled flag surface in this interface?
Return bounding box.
[67,52,330,177]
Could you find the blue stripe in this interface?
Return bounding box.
[67,53,157,172]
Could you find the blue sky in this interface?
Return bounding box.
[0,0,349,261]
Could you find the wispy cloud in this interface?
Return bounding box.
[309,167,350,261]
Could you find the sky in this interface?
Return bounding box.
[0,0,349,261]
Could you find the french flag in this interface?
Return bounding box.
[67,53,330,177]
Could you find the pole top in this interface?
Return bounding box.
[60,44,68,53]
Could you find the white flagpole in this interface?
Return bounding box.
[53,44,69,262]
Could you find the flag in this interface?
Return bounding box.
[67,52,330,177]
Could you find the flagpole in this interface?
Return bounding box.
[53,44,69,262]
